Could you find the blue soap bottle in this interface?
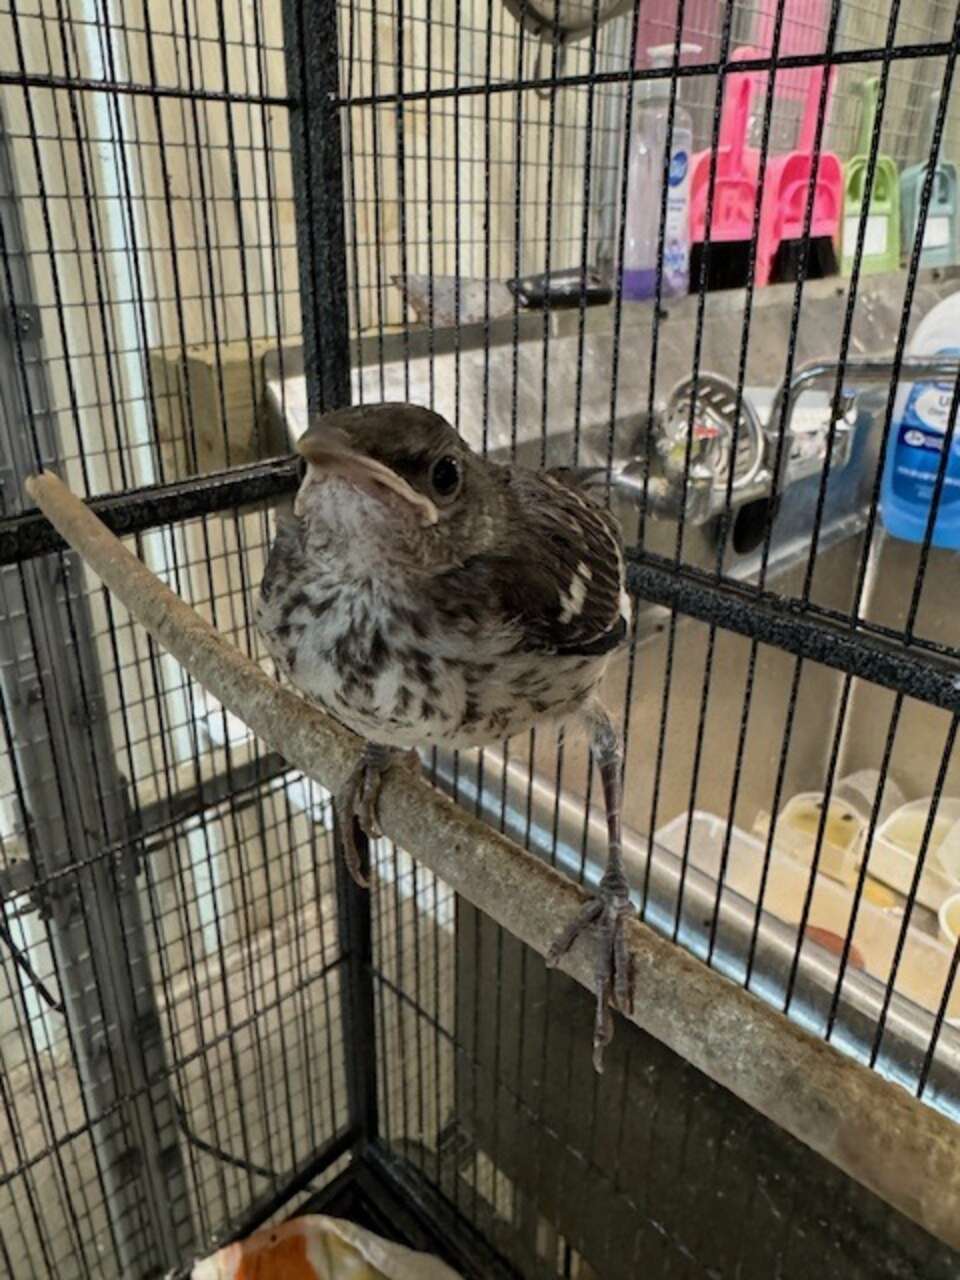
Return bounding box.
[881,292,960,549]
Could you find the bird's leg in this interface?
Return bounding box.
[334,742,420,889]
[547,703,634,1072]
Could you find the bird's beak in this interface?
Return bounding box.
[295,427,438,526]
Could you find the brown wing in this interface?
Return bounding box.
[459,467,629,657]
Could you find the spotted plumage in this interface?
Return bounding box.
[256,403,635,1071]
[257,404,630,752]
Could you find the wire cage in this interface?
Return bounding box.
[1,0,960,1277]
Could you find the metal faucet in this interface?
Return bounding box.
[597,355,960,526]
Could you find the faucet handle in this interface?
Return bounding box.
[660,373,766,497]
[835,388,858,424]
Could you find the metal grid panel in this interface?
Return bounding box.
[0,0,958,1278]
[0,0,297,501]
[372,883,960,1279]
[0,3,356,1275]
[338,0,631,330]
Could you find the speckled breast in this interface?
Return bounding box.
[256,571,606,752]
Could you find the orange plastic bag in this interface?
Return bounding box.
[191,1214,461,1280]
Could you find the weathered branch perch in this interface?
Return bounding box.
[25,469,960,1252]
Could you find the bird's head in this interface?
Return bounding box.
[293,403,502,572]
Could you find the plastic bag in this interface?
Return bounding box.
[191,1213,462,1280]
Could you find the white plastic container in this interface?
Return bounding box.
[864,796,960,912]
[939,891,960,947]
[754,791,865,886]
[657,809,960,1022]
[622,43,698,300]
[834,768,905,827]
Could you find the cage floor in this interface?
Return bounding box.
[298,1148,520,1280]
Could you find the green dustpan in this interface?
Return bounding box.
[901,91,959,268]
[841,76,901,275]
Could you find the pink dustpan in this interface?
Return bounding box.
[689,47,761,289]
[756,62,843,284]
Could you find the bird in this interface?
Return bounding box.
[256,402,634,1069]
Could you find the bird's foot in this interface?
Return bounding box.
[546,866,635,1073]
[334,744,420,888]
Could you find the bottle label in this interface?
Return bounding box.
[663,147,690,295]
[893,348,960,507]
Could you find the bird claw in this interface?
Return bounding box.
[546,869,635,1074]
[357,765,384,840]
[334,745,420,889]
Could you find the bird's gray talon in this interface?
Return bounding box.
[549,883,634,1073]
[335,801,370,889]
[334,743,397,888]
[344,829,370,889]
[359,775,383,838]
[614,922,633,1014]
[333,774,370,889]
[360,808,382,841]
[593,985,614,1074]
[546,897,603,966]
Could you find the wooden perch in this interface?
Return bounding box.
[24,469,960,1252]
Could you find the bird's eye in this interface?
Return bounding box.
[429,456,462,500]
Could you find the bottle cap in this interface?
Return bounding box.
[642,43,702,98]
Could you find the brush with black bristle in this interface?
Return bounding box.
[691,238,755,292]
[765,64,843,286]
[769,231,840,284]
[688,54,761,294]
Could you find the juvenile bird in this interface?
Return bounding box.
[257,403,634,1068]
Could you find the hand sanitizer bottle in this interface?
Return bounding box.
[622,44,699,301]
[881,291,960,549]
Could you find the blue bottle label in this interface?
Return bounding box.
[663,146,690,296]
[668,150,688,186]
[893,349,960,508]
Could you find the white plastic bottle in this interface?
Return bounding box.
[881,290,960,549]
[622,44,698,301]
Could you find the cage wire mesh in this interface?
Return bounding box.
[0,0,959,1277]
